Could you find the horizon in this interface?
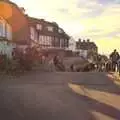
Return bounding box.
[11,0,120,54]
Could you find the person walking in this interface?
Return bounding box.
[117,57,120,75]
[110,49,119,72]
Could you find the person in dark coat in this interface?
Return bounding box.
[110,49,119,72]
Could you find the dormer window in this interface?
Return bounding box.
[58,29,63,33]
[36,24,42,30]
[47,26,53,32]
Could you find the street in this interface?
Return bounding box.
[0,72,120,120]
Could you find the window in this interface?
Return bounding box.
[49,37,52,46]
[36,24,42,30]
[39,35,42,44]
[0,19,12,40]
[0,22,3,37]
[58,29,63,33]
[30,27,35,40]
[47,26,53,32]
[6,24,12,40]
[42,36,44,44]
[46,36,49,45]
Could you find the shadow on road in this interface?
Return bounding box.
[85,73,120,95]
[71,90,120,120]
[72,72,120,95]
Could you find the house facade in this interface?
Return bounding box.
[76,39,98,59]
[0,0,70,58]
[68,37,76,52]
[28,17,69,55]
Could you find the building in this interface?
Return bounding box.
[68,36,76,52]
[0,0,70,58]
[76,39,98,59]
[28,17,69,57]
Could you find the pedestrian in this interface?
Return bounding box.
[70,64,74,72]
[117,57,120,76]
[48,58,55,72]
[110,49,119,72]
[53,55,58,66]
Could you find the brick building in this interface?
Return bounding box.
[27,17,69,56]
[0,0,70,57]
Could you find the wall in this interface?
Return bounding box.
[0,41,16,59]
[79,49,88,58]
[68,37,76,52]
[0,1,29,44]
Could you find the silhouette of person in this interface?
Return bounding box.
[110,49,119,72]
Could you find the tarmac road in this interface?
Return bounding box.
[0,72,120,120]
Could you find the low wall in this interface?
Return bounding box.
[0,41,16,59]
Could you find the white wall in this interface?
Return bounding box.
[68,37,76,51]
[0,41,16,59]
[77,49,88,58]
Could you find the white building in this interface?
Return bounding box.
[68,37,76,52]
[79,49,88,58]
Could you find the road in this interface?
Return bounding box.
[0,72,120,120]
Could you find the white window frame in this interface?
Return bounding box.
[6,23,12,40]
[0,21,3,37]
[47,26,53,32]
[30,27,35,40]
[0,17,12,40]
[58,29,63,33]
[36,24,42,30]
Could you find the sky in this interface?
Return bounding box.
[11,0,120,55]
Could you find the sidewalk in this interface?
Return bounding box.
[108,72,120,86]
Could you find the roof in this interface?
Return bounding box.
[76,41,97,50]
[28,16,59,27]
[27,16,70,39]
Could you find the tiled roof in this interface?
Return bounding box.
[27,16,70,39]
[76,41,97,50]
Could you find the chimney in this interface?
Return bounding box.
[78,38,81,43]
[87,39,90,42]
[20,7,25,14]
[83,40,85,42]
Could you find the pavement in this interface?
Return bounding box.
[0,72,120,120]
[107,72,120,86]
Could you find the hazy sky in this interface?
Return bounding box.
[11,0,120,54]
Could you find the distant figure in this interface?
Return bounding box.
[105,60,112,72]
[53,55,59,66]
[42,56,46,64]
[110,49,119,72]
[53,55,65,71]
[117,57,120,75]
[48,58,55,72]
[70,64,74,72]
[97,55,102,71]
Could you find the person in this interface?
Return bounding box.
[105,59,112,72]
[110,49,119,72]
[117,57,120,75]
[70,64,74,72]
[97,55,102,72]
[53,55,59,66]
